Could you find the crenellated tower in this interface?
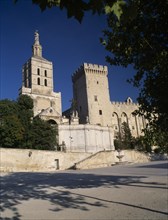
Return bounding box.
[72,63,112,126]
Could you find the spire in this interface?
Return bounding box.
[32,30,42,57]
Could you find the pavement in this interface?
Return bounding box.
[0,161,168,220]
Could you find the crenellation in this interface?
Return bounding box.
[111,101,138,106]
[84,63,107,71]
[72,68,84,83]
[83,62,107,73]
[72,63,108,83]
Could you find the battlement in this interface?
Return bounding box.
[111,97,138,106]
[111,101,138,106]
[72,63,108,83]
[83,63,107,71]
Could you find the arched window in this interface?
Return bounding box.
[112,112,119,131]
[37,77,40,85]
[44,70,47,77]
[47,119,57,127]
[44,79,47,86]
[121,112,128,124]
[37,68,40,75]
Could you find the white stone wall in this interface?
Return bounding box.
[0,148,92,172]
[0,148,153,172]
[58,124,114,153]
[21,90,62,117]
[85,68,112,127]
[31,57,53,95]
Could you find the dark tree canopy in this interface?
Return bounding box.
[102,1,168,135]
[0,115,24,148]
[0,99,18,116]
[17,95,33,110]
[114,122,134,150]
[14,0,124,22]
[31,117,56,150]
[0,96,57,150]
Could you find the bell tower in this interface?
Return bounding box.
[21,30,54,95]
[20,31,62,120]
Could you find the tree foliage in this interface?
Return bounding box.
[17,94,33,110]
[14,0,124,23]
[142,127,168,153]
[101,1,168,135]
[17,95,34,147]
[0,115,24,148]
[114,121,167,153]
[31,117,56,150]
[0,99,18,116]
[0,95,57,150]
[114,122,134,150]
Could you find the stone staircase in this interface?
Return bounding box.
[69,150,116,170]
[68,149,155,170]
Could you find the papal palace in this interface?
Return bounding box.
[19,31,147,153]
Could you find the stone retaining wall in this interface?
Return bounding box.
[0,148,91,172]
[0,148,155,172]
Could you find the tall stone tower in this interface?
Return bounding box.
[72,63,112,127]
[19,31,62,123]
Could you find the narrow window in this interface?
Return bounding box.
[44,79,47,86]
[37,68,40,75]
[28,78,31,88]
[80,106,82,112]
[44,70,47,77]
[24,72,27,87]
[94,95,98,101]
[99,110,102,115]
[97,81,99,84]
[37,77,40,85]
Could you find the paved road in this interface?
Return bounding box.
[0,161,168,220]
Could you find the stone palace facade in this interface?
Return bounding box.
[19,31,146,152]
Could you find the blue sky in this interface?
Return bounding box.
[0,0,139,111]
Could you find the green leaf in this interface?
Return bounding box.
[105,0,126,20]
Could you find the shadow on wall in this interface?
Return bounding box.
[0,168,167,220]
